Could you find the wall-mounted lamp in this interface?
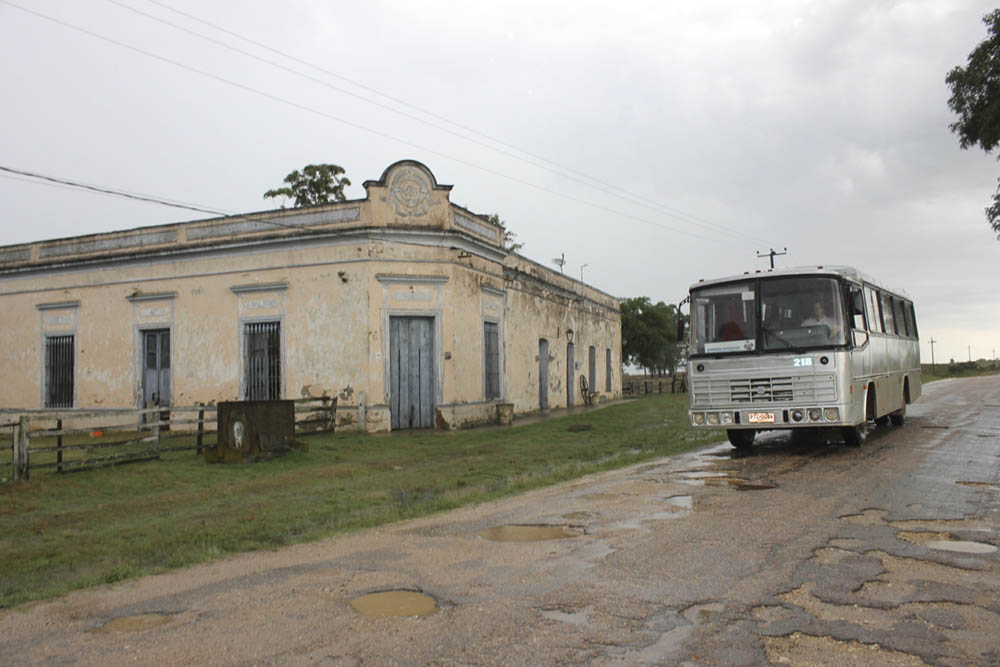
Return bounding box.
[565,328,574,343]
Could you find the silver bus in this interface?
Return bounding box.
[682,266,920,448]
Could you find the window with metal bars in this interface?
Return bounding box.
[606,348,612,393]
[243,321,281,400]
[45,335,74,408]
[484,321,500,400]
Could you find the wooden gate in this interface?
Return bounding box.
[389,316,435,429]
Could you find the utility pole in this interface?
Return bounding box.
[929,337,936,372]
[756,247,787,269]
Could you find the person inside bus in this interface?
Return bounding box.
[717,302,746,341]
[801,301,838,338]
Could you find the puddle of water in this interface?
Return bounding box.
[735,482,777,491]
[476,524,583,542]
[349,591,437,617]
[93,613,172,633]
[924,540,998,555]
[664,495,693,510]
[676,470,738,478]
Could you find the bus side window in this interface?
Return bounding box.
[865,286,884,333]
[902,306,917,338]
[892,297,908,337]
[880,292,896,335]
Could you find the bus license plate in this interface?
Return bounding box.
[748,412,775,424]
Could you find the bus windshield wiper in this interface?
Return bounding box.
[760,324,804,354]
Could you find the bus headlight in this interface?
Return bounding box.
[722,413,733,424]
[824,408,840,422]
[693,413,705,425]
[808,408,822,422]
[791,409,804,422]
[706,412,720,425]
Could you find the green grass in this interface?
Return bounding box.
[0,394,721,608]
[921,361,1000,384]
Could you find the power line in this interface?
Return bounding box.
[114,0,772,247]
[0,165,232,217]
[0,165,342,236]
[2,0,758,249]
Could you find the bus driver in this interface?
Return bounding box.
[802,301,838,338]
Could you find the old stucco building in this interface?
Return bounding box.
[0,161,621,431]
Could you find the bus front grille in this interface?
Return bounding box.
[730,377,794,403]
[691,374,837,407]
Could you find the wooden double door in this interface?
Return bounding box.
[389,317,435,429]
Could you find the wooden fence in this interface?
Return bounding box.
[621,374,687,397]
[5,397,337,481]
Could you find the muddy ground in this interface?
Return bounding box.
[1,376,998,665]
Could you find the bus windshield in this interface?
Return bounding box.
[760,276,847,351]
[690,275,847,356]
[691,281,757,355]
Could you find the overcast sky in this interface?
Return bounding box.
[1,0,998,364]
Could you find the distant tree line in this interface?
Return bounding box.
[620,297,683,376]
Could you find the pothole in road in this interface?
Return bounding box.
[349,590,438,617]
[840,509,888,525]
[764,633,925,666]
[957,480,1000,491]
[476,524,584,542]
[897,530,951,544]
[678,476,750,487]
[735,482,777,491]
[93,613,172,633]
[664,495,693,510]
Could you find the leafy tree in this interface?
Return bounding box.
[621,297,680,375]
[946,10,1000,238]
[263,163,351,208]
[485,213,524,252]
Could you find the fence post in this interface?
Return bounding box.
[152,408,161,459]
[196,403,205,455]
[13,416,29,481]
[330,396,338,432]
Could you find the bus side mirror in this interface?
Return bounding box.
[676,318,685,342]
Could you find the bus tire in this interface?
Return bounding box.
[890,396,906,426]
[727,429,755,449]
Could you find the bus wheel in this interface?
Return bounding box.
[727,429,755,449]
[890,397,906,426]
[842,423,867,447]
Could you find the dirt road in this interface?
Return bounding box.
[2,376,998,665]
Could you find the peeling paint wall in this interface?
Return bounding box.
[0,161,620,431]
